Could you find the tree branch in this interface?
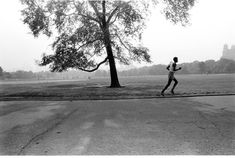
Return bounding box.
[107,6,120,24]
[88,0,102,21]
[72,0,100,24]
[76,56,108,72]
[107,1,130,24]
[102,0,106,18]
[109,12,119,26]
[77,39,100,51]
[115,32,132,52]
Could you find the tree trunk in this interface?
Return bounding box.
[103,28,121,88]
[105,42,121,88]
[101,2,121,88]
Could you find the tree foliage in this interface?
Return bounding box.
[20,0,195,72]
[162,0,195,26]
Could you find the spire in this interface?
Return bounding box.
[223,44,228,51]
[223,44,228,56]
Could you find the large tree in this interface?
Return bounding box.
[20,0,195,87]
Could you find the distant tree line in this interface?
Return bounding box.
[1,58,235,80]
[0,68,93,80]
[95,58,235,77]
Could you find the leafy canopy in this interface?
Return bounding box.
[21,0,195,72]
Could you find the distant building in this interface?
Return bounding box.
[222,44,235,61]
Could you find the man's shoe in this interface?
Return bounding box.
[171,90,175,95]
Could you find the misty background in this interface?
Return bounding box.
[0,0,235,78]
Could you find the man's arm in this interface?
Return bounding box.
[173,63,182,71]
[166,65,170,71]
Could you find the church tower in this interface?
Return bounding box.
[221,44,235,61]
[223,44,229,56]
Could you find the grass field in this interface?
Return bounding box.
[0,74,235,100]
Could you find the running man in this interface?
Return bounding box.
[161,57,182,96]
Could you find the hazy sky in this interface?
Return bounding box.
[0,0,235,72]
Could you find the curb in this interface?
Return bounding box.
[0,93,235,101]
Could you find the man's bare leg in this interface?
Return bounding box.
[161,79,172,96]
[171,78,178,95]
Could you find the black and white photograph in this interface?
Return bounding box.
[0,0,235,155]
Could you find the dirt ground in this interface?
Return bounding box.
[0,95,234,155]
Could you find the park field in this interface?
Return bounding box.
[0,74,235,100]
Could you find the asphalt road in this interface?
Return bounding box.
[0,96,235,155]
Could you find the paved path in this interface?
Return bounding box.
[0,96,234,155]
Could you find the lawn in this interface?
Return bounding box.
[0,74,234,100]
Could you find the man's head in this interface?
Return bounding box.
[173,57,178,63]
